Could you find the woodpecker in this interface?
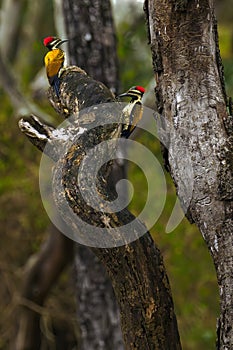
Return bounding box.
[118,85,145,138]
[43,36,68,98]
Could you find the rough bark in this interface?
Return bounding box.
[145,0,233,348]
[62,2,125,349]
[63,0,119,93]
[74,248,123,350]
[19,66,182,349]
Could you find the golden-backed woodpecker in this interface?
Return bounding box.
[43,36,68,98]
[118,85,145,138]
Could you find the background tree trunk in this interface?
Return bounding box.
[0,0,24,62]
[15,1,124,349]
[145,0,233,348]
[63,0,119,93]
[62,1,125,349]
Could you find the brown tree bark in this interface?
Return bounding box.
[144,0,233,348]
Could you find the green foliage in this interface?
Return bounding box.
[0,96,49,239]
[218,24,233,97]
[0,95,54,347]
[217,8,233,98]
[218,25,233,59]
[115,1,152,91]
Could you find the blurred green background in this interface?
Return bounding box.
[0,0,232,348]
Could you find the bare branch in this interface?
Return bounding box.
[15,226,74,350]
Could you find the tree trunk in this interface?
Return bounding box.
[63,0,119,93]
[144,0,233,348]
[62,1,125,349]
[19,63,182,349]
[0,0,24,61]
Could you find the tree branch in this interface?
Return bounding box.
[15,226,74,350]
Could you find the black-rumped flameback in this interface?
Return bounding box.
[43,36,68,98]
[118,85,145,138]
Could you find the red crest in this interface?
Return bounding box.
[43,36,55,47]
[135,86,146,93]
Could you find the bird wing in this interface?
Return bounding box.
[121,102,143,138]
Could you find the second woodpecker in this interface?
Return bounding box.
[118,86,145,138]
[43,36,68,98]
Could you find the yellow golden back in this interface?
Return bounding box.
[44,49,65,78]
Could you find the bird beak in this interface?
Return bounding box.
[58,39,69,47]
[118,92,129,98]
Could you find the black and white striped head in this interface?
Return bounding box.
[43,36,68,50]
[119,85,145,102]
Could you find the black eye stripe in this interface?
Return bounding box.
[53,40,61,47]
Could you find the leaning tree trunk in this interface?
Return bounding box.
[19,63,182,349]
[62,1,124,349]
[144,0,233,348]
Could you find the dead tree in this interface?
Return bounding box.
[144,0,233,348]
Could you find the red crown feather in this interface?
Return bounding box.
[135,86,146,93]
[43,36,55,47]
